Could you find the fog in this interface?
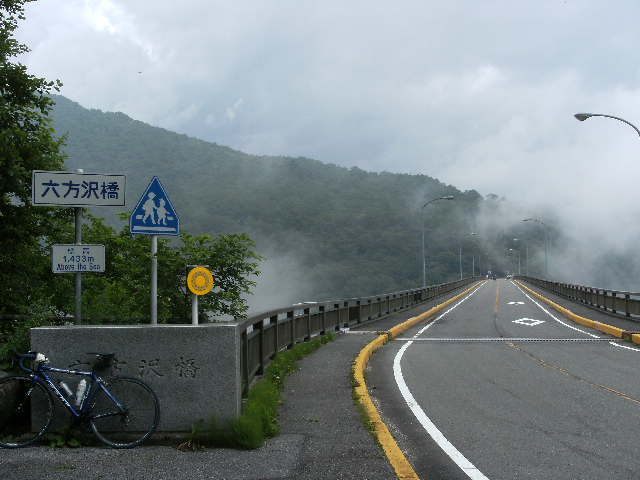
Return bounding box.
[243,253,317,314]
[16,1,640,295]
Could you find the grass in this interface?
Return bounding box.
[178,332,336,451]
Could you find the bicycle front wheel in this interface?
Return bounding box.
[89,376,159,448]
[0,375,54,448]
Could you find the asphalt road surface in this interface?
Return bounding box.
[368,279,640,480]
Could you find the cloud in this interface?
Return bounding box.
[225,98,244,122]
[15,0,640,288]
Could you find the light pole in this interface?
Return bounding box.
[524,240,529,276]
[470,232,480,277]
[509,247,521,275]
[421,195,454,287]
[512,238,521,275]
[522,217,548,276]
[574,113,640,137]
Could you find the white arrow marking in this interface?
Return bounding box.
[513,318,545,326]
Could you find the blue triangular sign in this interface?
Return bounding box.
[130,177,180,236]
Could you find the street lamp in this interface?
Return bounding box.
[522,217,548,276]
[517,238,529,276]
[470,232,480,277]
[512,238,521,275]
[574,113,640,137]
[421,195,454,287]
[508,249,515,276]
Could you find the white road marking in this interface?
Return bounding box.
[610,342,640,352]
[512,282,640,354]
[513,318,545,326]
[507,301,525,305]
[393,283,490,480]
[511,282,600,338]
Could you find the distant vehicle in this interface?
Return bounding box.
[506,274,513,279]
[491,274,496,280]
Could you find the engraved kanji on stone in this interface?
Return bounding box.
[174,357,200,378]
[68,359,91,370]
[112,357,127,374]
[138,359,164,378]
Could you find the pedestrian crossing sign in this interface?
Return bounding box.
[130,177,180,236]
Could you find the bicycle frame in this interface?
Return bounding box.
[33,365,125,420]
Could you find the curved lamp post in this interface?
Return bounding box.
[512,238,521,275]
[421,195,455,287]
[522,218,548,276]
[508,246,521,276]
[574,113,640,137]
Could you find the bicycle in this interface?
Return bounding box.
[0,351,160,449]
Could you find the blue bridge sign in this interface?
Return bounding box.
[130,177,180,236]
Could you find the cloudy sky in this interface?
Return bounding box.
[15,0,640,285]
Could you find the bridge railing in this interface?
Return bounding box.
[236,277,479,395]
[517,276,640,320]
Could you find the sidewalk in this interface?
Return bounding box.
[2,292,466,480]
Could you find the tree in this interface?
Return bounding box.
[67,215,262,322]
[0,0,67,314]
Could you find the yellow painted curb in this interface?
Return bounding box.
[352,280,485,480]
[514,280,635,341]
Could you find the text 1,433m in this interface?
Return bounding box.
[52,244,105,274]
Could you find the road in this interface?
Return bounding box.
[368,279,640,480]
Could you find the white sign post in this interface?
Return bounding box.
[32,170,126,325]
[130,177,180,325]
[52,244,105,273]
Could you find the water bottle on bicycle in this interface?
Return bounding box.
[0,351,160,448]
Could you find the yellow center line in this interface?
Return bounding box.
[506,342,640,406]
[494,282,500,314]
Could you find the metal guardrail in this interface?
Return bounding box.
[237,277,479,395]
[3,278,479,392]
[517,276,640,320]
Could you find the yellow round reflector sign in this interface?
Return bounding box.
[187,267,215,296]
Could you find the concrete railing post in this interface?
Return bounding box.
[304,307,311,340]
[625,294,631,318]
[257,320,265,375]
[271,314,279,355]
[320,305,326,334]
[287,310,294,348]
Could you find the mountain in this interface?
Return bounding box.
[50,95,489,305]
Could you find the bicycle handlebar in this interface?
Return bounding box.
[14,351,42,373]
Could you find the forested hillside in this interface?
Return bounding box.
[50,96,530,305]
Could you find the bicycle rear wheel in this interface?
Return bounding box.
[0,375,54,448]
[89,376,159,448]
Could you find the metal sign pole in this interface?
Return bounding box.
[74,206,82,325]
[151,235,158,325]
[192,294,198,325]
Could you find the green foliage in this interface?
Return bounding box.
[40,213,262,322]
[50,95,550,301]
[0,0,66,316]
[0,297,63,371]
[179,332,335,450]
[46,426,82,448]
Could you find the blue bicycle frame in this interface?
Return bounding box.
[22,355,125,420]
